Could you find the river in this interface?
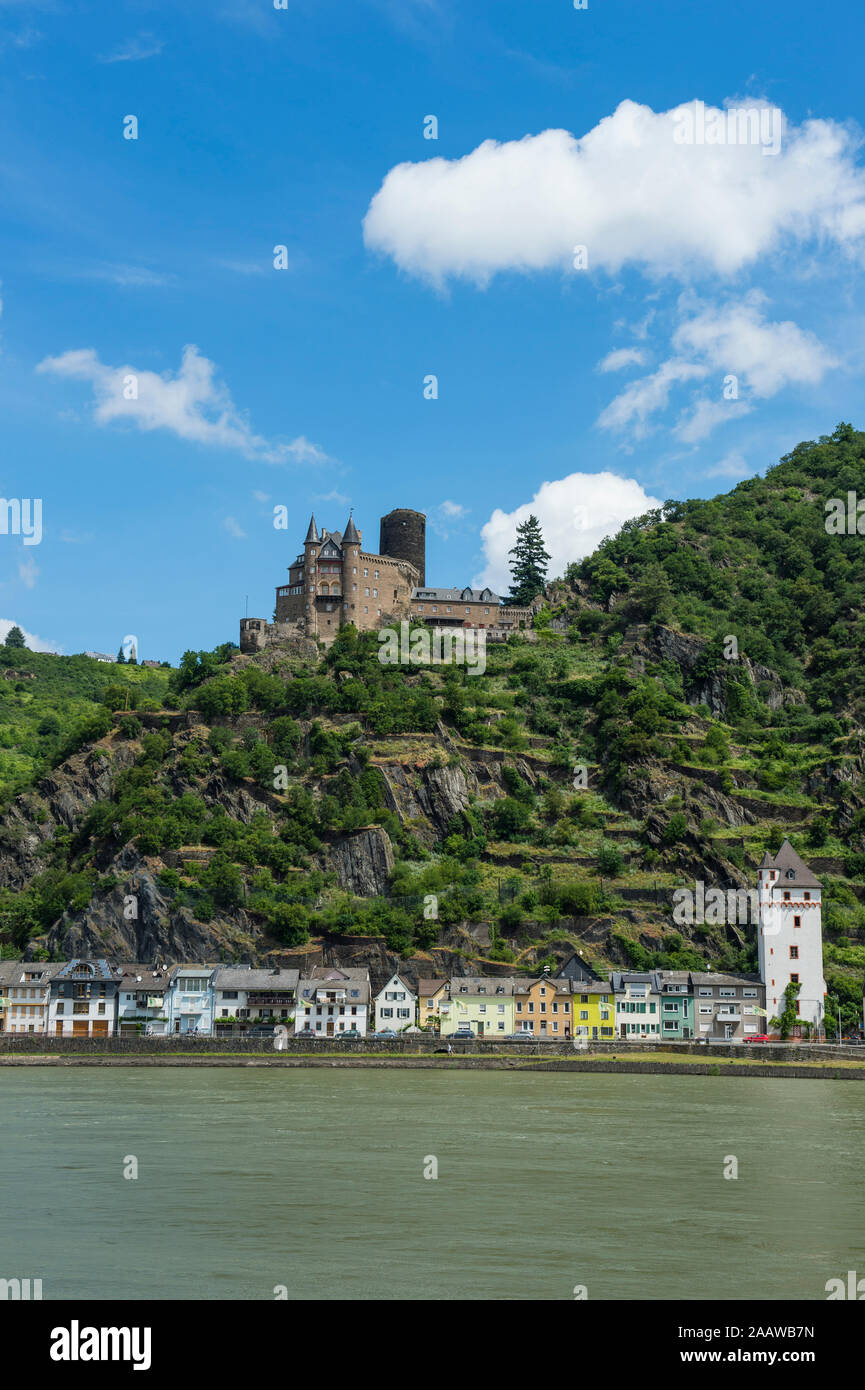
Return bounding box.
[1,1070,863,1300]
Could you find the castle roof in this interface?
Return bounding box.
[412,586,500,603]
[304,515,319,543]
[343,514,360,544]
[765,838,822,889]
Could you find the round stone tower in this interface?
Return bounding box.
[379,508,426,586]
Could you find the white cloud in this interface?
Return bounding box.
[598,346,647,372]
[363,99,865,286]
[98,33,163,64]
[0,619,61,653]
[252,490,270,503]
[597,358,706,436]
[599,293,838,440]
[222,516,246,539]
[672,292,838,397]
[18,554,38,588]
[37,344,329,465]
[475,472,663,591]
[674,398,751,444]
[429,498,471,540]
[707,450,752,479]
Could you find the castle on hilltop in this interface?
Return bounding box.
[240,506,544,653]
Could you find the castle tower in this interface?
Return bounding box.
[380,508,425,586]
[342,512,361,626]
[757,839,825,1036]
[303,514,319,636]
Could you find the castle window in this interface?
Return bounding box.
[364,607,368,614]
[465,607,470,614]
[804,892,811,901]
[485,608,489,614]
[365,587,370,596]
[353,567,357,574]
[374,571,379,578]
[394,590,398,599]
[793,915,801,927]
[783,891,790,901]
[372,589,377,598]
[363,569,368,577]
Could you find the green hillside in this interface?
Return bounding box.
[0,424,863,1033]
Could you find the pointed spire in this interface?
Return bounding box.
[305,514,319,544]
[343,509,360,544]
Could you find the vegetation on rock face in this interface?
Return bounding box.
[0,426,863,1026]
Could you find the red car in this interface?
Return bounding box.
[744,1033,772,1044]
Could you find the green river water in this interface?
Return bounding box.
[1,1069,863,1300]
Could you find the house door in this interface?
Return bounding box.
[72,1021,88,1037]
[540,1021,547,1036]
[724,1024,734,1040]
[326,1020,334,1037]
[592,1027,598,1040]
[92,1022,109,1037]
[477,1021,484,1038]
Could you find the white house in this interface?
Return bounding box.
[757,839,825,1035]
[4,963,61,1034]
[116,965,171,1035]
[294,967,370,1036]
[48,960,121,1037]
[166,965,216,1035]
[373,973,417,1032]
[212,966,299,1030]
[610,971,662,1039]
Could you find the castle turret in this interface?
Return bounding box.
[343,512,361,624]
[380,508,425,585]
[303,515,319,634]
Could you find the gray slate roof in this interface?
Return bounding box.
[412,587,500,603]
[213,967,299,993]
[765,838,822,889]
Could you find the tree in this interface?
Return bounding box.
[506,514,550,607]
[4,626,26,649]
[116,647,126,664]
[771,980,801,1041]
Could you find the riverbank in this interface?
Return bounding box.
[3,1050,865,1078]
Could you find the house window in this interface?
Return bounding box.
[790,946,799,959]
[804,892,811,901]
[783,891,791,901]
[794,915,801,927]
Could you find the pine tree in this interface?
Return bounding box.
[116,646,126,664]
[4,626,26,649]
[506,515,550,607]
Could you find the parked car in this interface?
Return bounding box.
[369,1029,397,1039]
[249,1024,276,1037]
[744,1034,772,1044]
[451,1029,475,1040]
[507,1032,534,1040]
[340,1028,362,1039]
[295,1028,316,1038]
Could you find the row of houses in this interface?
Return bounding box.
[0,956,768,1041]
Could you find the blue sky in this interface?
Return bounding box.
[1,0,864,660]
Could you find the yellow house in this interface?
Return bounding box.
[440,978,515,1037]
[513,975,573,1038]
[417,979,449,1031]
[571,982,615,1040]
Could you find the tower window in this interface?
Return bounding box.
[793,915,801,927]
